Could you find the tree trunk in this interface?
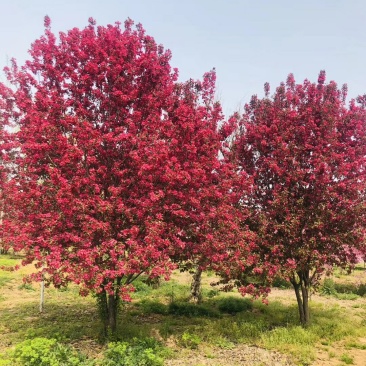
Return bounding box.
[290,270,310,326]
[97,290,109,337]
[108,293,118,334]
[190,267,203,303]
[97,288,120,337]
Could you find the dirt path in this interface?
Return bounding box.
[165,344,295,366]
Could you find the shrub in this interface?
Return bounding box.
[138,300,168,315]
[180,332,201,349]
[101,338,164,366]
[335,293,359,300]
[340,353,354,364]
[320,278,337,296]
[11,337,88,366]
[18,283,35,291]
[132,279,152,295]
[320,278,363,300]
[205,289,220,298]
[168,302,220,317]
[272,276,292,289]
[216,297,253,314]
[334,282,366,297]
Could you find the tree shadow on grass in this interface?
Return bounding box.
[0,290,363,362]
[0,300,101,345]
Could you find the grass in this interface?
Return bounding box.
[1,254,366,365]
[340,353,354,364]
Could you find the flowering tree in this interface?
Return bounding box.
[0,83,15,254]
[0,17,246,334]
[228,72,366,325]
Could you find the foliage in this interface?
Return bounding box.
[271,276,292,289]
[320,278,337,296]
[138,300,168,315]
[101,338,164,366]
[320,278,363,299]
[18,282,36,291]
[0,17,247,334]
[216,296,253,314]
[340,353,354,365]
[180,331,201,349]
[224,71,366,324]
[168,301,220,317]
[333,282,366,297]
[11,337,89,366]
[0,275,12,288]
[1,258,366,366]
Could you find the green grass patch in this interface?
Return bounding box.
[345,341,366,350]
[320,278,366,300]
[215,296,253,314]
[340,353,354,364]
[0,265,365,365]
[103,338,168,366]
[0,255,20,267]
[137,300,168,315]
[0,276,12,289]
[168,301,220,318]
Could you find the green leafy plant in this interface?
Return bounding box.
[335,293,359,300]
[138,300,168,315]
[168,301,220,317]
[11,337,88,366]
[320,278,337,296]
[216,297,253,314]
[101,338,164,366]
[272,276,292,289]
[18,283,35,291]
[340,353,354,364]
[180,332,201,349]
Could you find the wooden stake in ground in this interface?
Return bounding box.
[40,280,45,313]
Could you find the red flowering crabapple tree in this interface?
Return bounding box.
[0,17,246,334]
[228,72,366,325]
[0,83,16,255]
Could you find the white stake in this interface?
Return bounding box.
[40,280,45,312]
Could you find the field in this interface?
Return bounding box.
[1,254,366,365]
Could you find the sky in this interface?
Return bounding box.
[1,0,366,115]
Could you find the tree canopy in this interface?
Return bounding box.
[226,72,366,324]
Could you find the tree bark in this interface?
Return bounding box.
[190,267,203,303]
[108,293,118,334]
[290,270,310,326]
[97,287,120,337]
[97,289,109,337]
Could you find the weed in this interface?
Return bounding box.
[320,278,337,296]
[345,341,366,350]
[340,353,354,364]
[168,301,220,318]
[102,338,165,366]
[335,293,359,300]
[138,300,168,315]
[214,337,235,349]
[0,276,12,288]
[320,277,366,300]
[334,282,366,297]
[10,337,89,366]
[18,282,35,291]
[272,276,292,289]
[180,331,201,349]
[216,296,253,314]
[205,289,219,298]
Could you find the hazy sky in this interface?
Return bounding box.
[1,0,366,115]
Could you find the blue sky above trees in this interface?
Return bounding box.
[1,0,365,115]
